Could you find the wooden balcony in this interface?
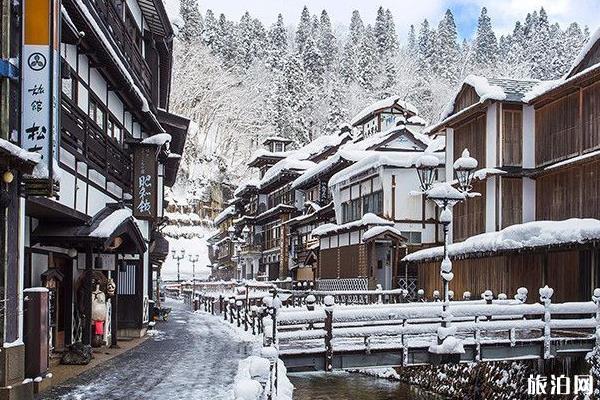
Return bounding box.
[85,0,152,98]
[61,96,131,189]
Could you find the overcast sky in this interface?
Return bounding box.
[163,0,600,41]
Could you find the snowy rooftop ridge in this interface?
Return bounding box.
[403,218,600,263]
[233,178,260,197]
[328,151,444,188]
[312,213,394,236]
[350,95,419,126]
[291,150,376,189]
[90,209,132,238]
[0,137,42,165]
[259,158,316,188]
[362,225,404,242]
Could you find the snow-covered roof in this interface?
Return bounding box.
[263,136,292,144]
[141,133,171,146]
[258,158,316,189]
[431,75,539,133]
[362,225,405,242]
[312,213,393,236]
[329,151,444,187]
[214,205,236,226]
[0,137,42,165]
[291,150,376,189]
[234,178,260,197]
[403,218,600,263]
[351,95,419,126]
[90,209,133,237]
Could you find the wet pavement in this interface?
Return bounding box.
[39,299,255,400]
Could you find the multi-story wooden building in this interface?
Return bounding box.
[404,30,600,302]
[20,0,188,375]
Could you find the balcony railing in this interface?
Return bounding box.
[61,96,131,189]
[85,0,152,98]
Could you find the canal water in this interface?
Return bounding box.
[289,371,442,400]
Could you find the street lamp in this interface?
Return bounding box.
[171,249,185,284]
[415,148,478,347]
[189,254,199,297]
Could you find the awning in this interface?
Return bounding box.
[31,203,146,254]
[0,138,40,175]
[363,226,407,243]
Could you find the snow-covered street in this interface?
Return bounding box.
[39,300,257,400]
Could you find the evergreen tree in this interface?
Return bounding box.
[357,25,377,90]
[340,10,364,84]
[266,14,288,72]
[303,35,325,86]
[530,8,553,79]
[562,22,587,72]
[417,19,436,74]
[318,10,337,70]
[279,53,310,143]
[325,76,348,134]
[384,9,399,54]
[407,25,417,52]
[296,6,312,53]
[202,10,218,49]
[434,9,459,82]
[507,21,526,67]
[178,0,203,43]
[473,7,498,69]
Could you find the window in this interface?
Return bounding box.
[363,190,383,215]
[88,99,105,131]
[107,118,123,142]
[401,231,422,244]
[61,67,76,100]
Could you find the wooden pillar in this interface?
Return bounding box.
[82,248,93,346]
[111,263,119,348]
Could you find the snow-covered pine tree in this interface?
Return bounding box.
[434,9,459,83]
[279,53,311,144]
[318,10,337,71]
[529,8,554,79]
[236,12,255,69]
[303,35,325,86]
[473,7,498,69]
[562,22,588,72]
[178,0,203,43]
[324,75,348,134]
[506,21,526,67]
[214,14,238,67]
[295,6,312,53]
[202,10,218,49]
[407,25,417,52]
[339,10,364,84]
[266,14,288,72]
[374,6,388,60]
[358,25,377,90]
[417,19,436,75]
[384,9,399,54]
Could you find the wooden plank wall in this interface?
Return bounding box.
[536,160,600,220]
[502,109,523,166]
[535,92,580,165]
[453,114,486,242]
[453,86,479,114]
[501,177,522,228]
[416,249,591,302]
[319,244,367,279]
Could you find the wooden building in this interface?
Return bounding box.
[23,0,188,362]
[405,30,600,301]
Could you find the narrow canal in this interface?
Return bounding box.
[289,371,442,399]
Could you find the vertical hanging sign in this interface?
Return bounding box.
[21,0,60,195]
[133,144,158,220]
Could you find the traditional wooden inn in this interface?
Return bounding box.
[404,28,600,303]
[12,0,189,390]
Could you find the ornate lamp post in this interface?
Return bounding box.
[415,148,478,346]
[171,249,185,284]
[189,254,199,297]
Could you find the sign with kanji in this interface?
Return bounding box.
[21,0,60,195]
[133,144,158,220]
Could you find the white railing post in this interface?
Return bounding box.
[593,288,600,346]
[514,287,528,303]
[324,295,335,372]
[539,285,554,359]
[474,315,481,362]
[401,318,408,366]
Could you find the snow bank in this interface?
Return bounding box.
[312,213,393,236]
[350,95,418,126]
[233,355,293,400]
[404,218,600,262]
[90,209,132,237]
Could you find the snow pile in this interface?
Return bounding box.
[233,354,293,400]
[141,133,171,146]
[362,225,404,242]
[522,80,563,102]
[428,336,465,354]
[404,218,600,262]
[329,151,443,187]
[350,95,418,126]
[90,209,132,237]
[312,213,393,236]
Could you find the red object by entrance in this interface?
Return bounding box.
[94,320,104,335]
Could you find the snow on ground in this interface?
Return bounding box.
[161,226,215,281]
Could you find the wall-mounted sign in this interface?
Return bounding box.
[21,0,60,196]
[318,179,328,205]
[133,144,158,220]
